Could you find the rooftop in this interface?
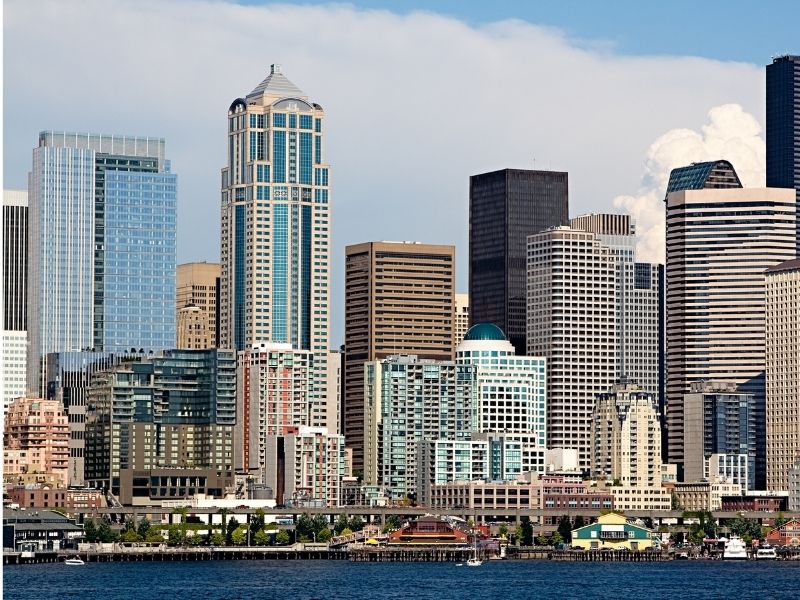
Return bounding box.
[665,160,742,198]
[463,323,506,342]
[766,258,800,274]
[247,64,306,101]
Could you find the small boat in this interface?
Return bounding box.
[756,545,777,560]
[466,557,483,567]
[722,536,748,560]
[64,555,85,565]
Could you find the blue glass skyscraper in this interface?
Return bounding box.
[28,132,177,393]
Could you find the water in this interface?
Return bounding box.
[4,559,800,599]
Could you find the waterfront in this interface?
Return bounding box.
[5,559,800,600]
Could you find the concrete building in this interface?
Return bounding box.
[219,65,331,426]
[789,461,800,511]
[176,262,220,349]
[236,343,313,481]
[84,349,236,501]
[6,486,106,511]
[429,479,535,512]
[531,474,614,519]
[344,241,455,473]
[469,168,569,354]
[322,349,341,434]
[453,293,470,346]
[363,355,475,500]
[4,397,69,486]
[664,161,796,484]
[671,481,742,512]
[28,131,177,395]
[3,190,28,413]
[767,55,800,252]
[683,381,756,490]
[765,259,800,491]
[592,382,662,488]
[456,323,546,444]
[263,426,347,507]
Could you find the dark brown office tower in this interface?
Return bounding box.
[343,241,455,473]
[469,169,569,354]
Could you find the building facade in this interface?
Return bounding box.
[664,161,796,484]
[3,190,28,413]
[176,262,220,349]
[469,168,569,354]
[453,293,470,346]
[84,349,236,500]
[344,241,455,473]
[363,355,475,500]
[4,397,69,486]
[683,381,756,490]
[767,55,800,252]
[765,259,800,491]
[27,131,177,395]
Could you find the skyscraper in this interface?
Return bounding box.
[664,160,796,484]
[176,262,221,349]
[3,190,28,411]
[469,169,569,354]
[453,293,470,346]
[220,65,330,360]
[344,241,455,473]
[27,132,177,394]
[766,55,800,252]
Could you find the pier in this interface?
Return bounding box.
[349,546,473,562]
[551,550,670,562]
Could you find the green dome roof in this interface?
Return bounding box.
[463,323,506,341]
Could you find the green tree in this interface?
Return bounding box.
[167,525,184,547]
[317,528,332,543]
[296,514,315,540]
[498,524,509,538]
[231,525,247,546]
[145,529,164,543]
[210,532,226,546]
[520,518,533,546]
[276,530,291,545]
[84,519,98,543]
[120,529,140,543]
[97,516,118,543]
[727,516,764,543]
[226,517,239,545]
[136,518,151,540]
[774,512,787,528]
[334,514,349,535]
[311,514,329,537]
[535,533,548,546]
[348,515,365,532]
[557,515,572,544]
[550,532,564,547]
[573,516,586,530]
[254,529,271,546]
[683,510,717,543]
[382,515,401,533]
[514,525,523,545]
[341,527,353,537]
[250,509,266,540]
[217,508,231,534]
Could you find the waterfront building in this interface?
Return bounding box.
[682,381,756,490]
[3,397,69,486]
[219,65,331,430]
[765,259,800,491]
[592,381,662,488]
[363,355,475,500]
[176,262,220,349]
[3,190,28,413]
[671,481,742,512]
[469,168,569,354]
[571,512,655,551]
[27,131,177,395]
[6,486,106,511]
[765,519,800,546]
[2,508,83,552]
[767,55,800,252]
[664,160,796,484]
[84,349,236,502]
[344,241,455,473]
[429,479,535,512]
[386,516,469,545]
[235,343,313,480]
[262,426,347,507]
[455,323,546,445]
[44,351,125,485]
[453,293,470,346]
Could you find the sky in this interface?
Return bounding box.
[4,0,798,346]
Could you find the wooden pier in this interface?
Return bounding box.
[551,550,670,562]
[349,546,474,562]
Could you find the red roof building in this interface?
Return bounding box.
[766,519,800,546]
[387,517,469,545]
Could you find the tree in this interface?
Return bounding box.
[296,514,315,541]
[348,515,365,532]
[120,529,140,543]
[774,512,787,528]
[217,508,231,534]
[550,532,564,547]
[683,510,717,543]
[334,514,349,535]
[557,515,573,544]
[727,516,764,543]
[317,528,332,543]
[311,514,329,537]
[137,518,152,540]
[520,518,533,546]
[498,524,509,538]
[535,533,548,546]
[514,525,523,545]
[231,525,247,546]
[382,515,401,533]
[97,516,118,543]
[210,532,226,546]
[84,519,98,543]
[341,527,353,537]
[573,516,586,530]
[276,530,291,545]
[254,529,271,546]
[226,517,239,545]
[250,509,266,539]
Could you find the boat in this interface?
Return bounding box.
[755,545,777,560]
[722,536,748,560]
[64,555,85,565]
[466,533,483,567]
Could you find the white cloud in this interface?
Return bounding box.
[613,104,766,263]
[3,1,765,343]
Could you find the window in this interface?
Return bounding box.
[273,113,286,128]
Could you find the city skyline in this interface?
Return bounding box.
[5,0,797,346]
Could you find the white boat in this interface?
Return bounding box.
[722,536,748,560]
[756,545,777,560]
[466,533,482,566]
[64,555,85,565]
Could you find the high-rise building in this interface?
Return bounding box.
[3,190,28,412]
[344,241,455,473]
[455,323,546,445]
[4,397,70,487]
[683,381,756,490]
[592,381,662,488]
[363,355,475,500]
[453,293,470,346]
[766,55,800,252]
[765,258,800,491]
[27,131,177,395]
[322,349,341,434]
[664,160,796,484]
[84,349,236,502]
[219,64,329,359]
[176,262,220,349]
[235,342,313,482]
[469,169,569,354]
